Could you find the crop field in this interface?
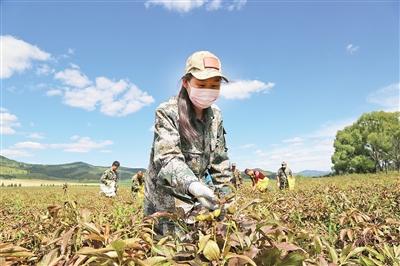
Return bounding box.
[0,173,399,265]
[0,179,98,187]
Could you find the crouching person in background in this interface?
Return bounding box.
[131,171,145,201]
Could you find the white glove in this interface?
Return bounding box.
[188,182,218,210]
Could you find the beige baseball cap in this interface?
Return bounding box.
[184,51,228,81]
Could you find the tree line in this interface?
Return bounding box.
[332,111,400,174]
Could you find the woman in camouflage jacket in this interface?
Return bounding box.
[144,51,232,234]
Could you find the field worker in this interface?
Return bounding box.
[276,161,293,190]
[144,51,232,234]
[62,183,68,195]
[100,161,120,197]
[131,171,145,195]
[231,163,242,189]
[244,168,269,192]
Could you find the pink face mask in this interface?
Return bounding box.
[188,85,220,109]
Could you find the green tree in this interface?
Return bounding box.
[332,111,400,174]
[390,128,400,171]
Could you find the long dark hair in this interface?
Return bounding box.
[178,73,198,144]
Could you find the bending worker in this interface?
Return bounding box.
[244,168,269,192]
[144,51,232,234]
[132,171,145,193]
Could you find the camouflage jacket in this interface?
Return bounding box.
[131,173,144,192]
[277,167,292,182]
[100,168,119,185]
[232,169,242,185]
[144,97,231,215]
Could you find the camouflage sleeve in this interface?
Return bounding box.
[100,169,111,184]
[209,120,231,185]
[153,108,198,195]
[131,175,138,192]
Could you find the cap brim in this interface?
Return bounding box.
[190,69,229,82]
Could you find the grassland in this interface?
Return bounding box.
[0,178,98,187]
[0,173,399,265]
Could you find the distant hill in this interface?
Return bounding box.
[0,155,145,182]
[296,170,331,177]
[0,155,330,181]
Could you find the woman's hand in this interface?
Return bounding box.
[188,182,218,210]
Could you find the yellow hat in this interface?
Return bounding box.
[184,51,228,81]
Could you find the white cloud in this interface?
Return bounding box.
[36,64,55,76]
[145,0,205,12]
[309,119,355,138]
[367,82,400,112]
[282,137,304,144]
[69,63,80,69]
[52,67,154,116]
[6,86,21,94]
[227,0,247,11]
[27,132,45,139]
[70,135,80,141]
[14,141,46,150]
[144,0,246,12]
[49,136,113,153]
[240,140,332,172]
[346,44,359,55]
[207,0,222,10]
[0,35,51,79]
[46,89,63,96]
[63,86,99,110]
[2,136,114,159]
[58,48,75,59]
[0,148,32,158]
[54,68,92,88]
[239,143,256,149]
[220,80,274,100]
[0,108,20,135]
[234,118,356,172]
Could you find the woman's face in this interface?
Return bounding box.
[184,76,222,92]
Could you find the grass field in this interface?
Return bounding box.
[0,178,99,187]
[0,173,399,265]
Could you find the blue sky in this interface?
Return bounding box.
[1,0,399,171]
